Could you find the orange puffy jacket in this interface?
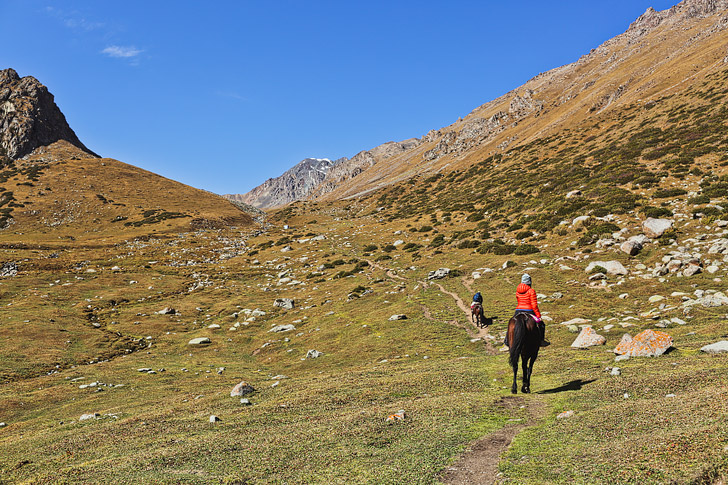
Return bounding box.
[516,283,541,318]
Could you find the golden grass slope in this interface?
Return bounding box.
[314,1,728,201]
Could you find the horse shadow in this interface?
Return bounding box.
[479,315,497,327]
[536,379,597,394]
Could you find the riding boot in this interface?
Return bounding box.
[539,321,550,347]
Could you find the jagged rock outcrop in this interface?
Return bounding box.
[225,157,343,209]
[309,139,420,198]
[0,68,96,161]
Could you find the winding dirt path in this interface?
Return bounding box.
[440,396,547,485]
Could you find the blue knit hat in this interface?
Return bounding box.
[521,273,532,286]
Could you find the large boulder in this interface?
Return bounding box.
[571,327,606,348]
[0,262,18,277]
[230,381,256,397]
[614,329,672,357]
[585,261,628,276]
[700,341,728,354]
[274,298,295,310]
[620,240,642,256]
[642,218,673,238]
[427,268,451,280]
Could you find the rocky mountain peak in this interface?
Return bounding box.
[628,0,728,36]
[0,68,96,161]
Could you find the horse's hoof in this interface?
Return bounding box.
[511,388,517,394]
[522,387,530,394]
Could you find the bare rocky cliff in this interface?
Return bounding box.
[0,68,96,162]
[225,157,344,209]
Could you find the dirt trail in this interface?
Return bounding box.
[441,396,547,485]
[428,282,494,350]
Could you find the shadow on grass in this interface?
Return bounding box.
[536,379,597,394]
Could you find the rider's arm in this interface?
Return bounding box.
[529,289,542,319]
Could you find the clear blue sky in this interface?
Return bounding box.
[2,0,678,194]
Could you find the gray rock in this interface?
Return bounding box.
[682,264,702,277]
[628,234,651,245]
[156,307,176,315]
[230,381,256,397]
[240,398,251,405]
[188,337,211,345]
[642,218,673,238]
[269,324,295,333]
[0,422,6,427]
[427,268,451,280]
[571,327,607,348]
[585,261,628,276]
[610,367,621,376]
[566,190,582,199]
[0,68,97,160]
[620,240,642,256]
[209,415,220,423]
[589,272,607,281]
[0,262,18,278]
[388,314,407,321]
[273,298,295,310]
[700,341,728,354]
[699,292,728,307]
[79,413,99,421]
[306,349,323,359]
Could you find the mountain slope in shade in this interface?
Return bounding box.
[0,68,97,161]
[224,157,344,209]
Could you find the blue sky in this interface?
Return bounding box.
[2,1,678,194]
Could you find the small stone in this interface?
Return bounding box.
[610,367,621,376]
[615,354,630,362]
[642,218,673,238]
[269,324,295,333]
[567,325,579,333]
[385,410,406,422]
[207,323,221,329]
[619,293,629,299]
[79,413,99,421]
[240,398,251,405]
[274,298,295,310]
[427,268,451,280]
[157,307,176,315]
[665,393,676,398]
[623,393,630,399]
[209,415,220,423]
[188,337,211,345]
[388,314,407,321]
[0,422,5,427]
[556,410,574,419]
[648,295,665,303]
[306,349,323,359]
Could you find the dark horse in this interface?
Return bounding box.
[507,313,541,394]
[471,303,484,328]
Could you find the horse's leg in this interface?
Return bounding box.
[526,355,536,393]
[511,355,518,394]
[521,355,530,393]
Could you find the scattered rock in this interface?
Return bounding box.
[642,218,673,238]
[188,337,211,346]
[230,381,256,397]
[427,268,450,280]
[306,349,323,359]
[0,262,18,278]
[0,422,5,427]
[207,323,221,329]
[700,341,728,354]
[388,314,407,321]
[614,329,672,357]
[561,318,591,326]
[156,307,176,315]
[571,327,607,348]
[240,398,252,405]
[79,413,99,421]
[610,367,621,376]
[209,415,220,423]
[585,261,628,276]
[566,190,582,199]
[556,410,574,419]
[620,240,642,256]
[567,325,579,333]
[682,263,702,277]
[274,298,295,310]
[648,295,665,303]
[269,324,295,333]
[385,410,406,422]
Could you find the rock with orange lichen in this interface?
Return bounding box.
[615,329,673,357]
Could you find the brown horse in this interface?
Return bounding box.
[471,303,483,327]
[507,313,541,394]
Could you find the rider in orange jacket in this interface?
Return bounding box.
[505,273,549,347]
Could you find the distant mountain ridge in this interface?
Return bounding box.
[0,68,96,161]
[227,0,728,208]
[224,157,345,209]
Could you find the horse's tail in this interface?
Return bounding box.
[508,315,527,366]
